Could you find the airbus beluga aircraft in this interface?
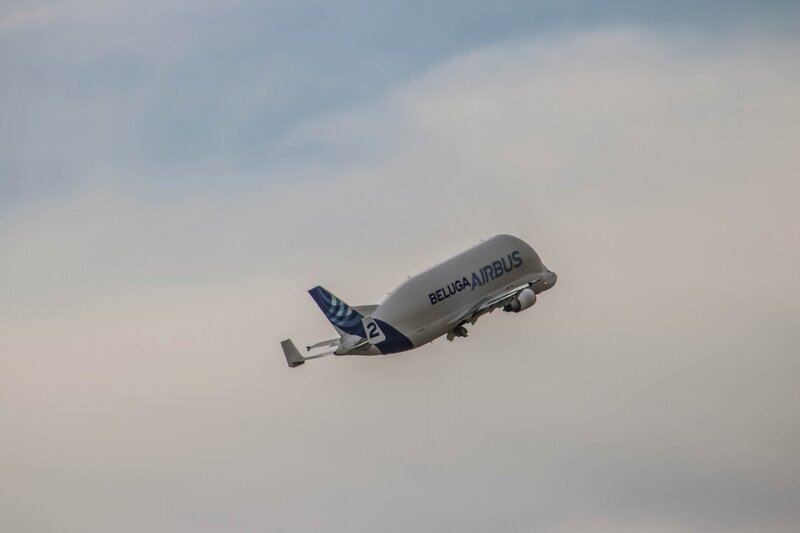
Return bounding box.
[281,234,556,367]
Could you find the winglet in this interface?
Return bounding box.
[281,339,305,368]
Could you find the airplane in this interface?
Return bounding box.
[281,234,556,367]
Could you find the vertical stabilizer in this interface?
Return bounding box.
[307,286,366,337]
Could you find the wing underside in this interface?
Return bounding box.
[447,279,539,335]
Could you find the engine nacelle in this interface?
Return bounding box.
[503,288,536,313]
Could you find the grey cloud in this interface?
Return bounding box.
[2,26,800,533]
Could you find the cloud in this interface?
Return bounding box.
[1,26,799,532]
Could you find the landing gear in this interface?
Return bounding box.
[447,324,469,341]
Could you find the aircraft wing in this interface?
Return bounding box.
[448,278,540,330]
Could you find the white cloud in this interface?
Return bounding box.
[1,27,799,532]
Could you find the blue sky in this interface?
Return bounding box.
[2,0,799,206]
[2,2,800,532]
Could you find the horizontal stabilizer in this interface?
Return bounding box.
[306,338,340,351]
[281,339,306,368]
[303,350,336,361]
[353,304,379,316]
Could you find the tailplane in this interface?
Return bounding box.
[281,338,336,368]
[281,339,306,368]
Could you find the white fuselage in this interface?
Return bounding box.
[371,234,555,352]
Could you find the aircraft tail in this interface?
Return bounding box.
[281,339,306,367]
[281,338,337,368]
[308,286,366,337]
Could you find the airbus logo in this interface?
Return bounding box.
[428,250,523,305]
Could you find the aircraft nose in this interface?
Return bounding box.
[548,270,557,288]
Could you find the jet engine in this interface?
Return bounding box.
[503,288,536,313]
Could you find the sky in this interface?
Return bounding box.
[2,1,800,532]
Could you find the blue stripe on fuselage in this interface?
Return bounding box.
[374,319,414,354]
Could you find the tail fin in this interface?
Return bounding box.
[308,286,366,337]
